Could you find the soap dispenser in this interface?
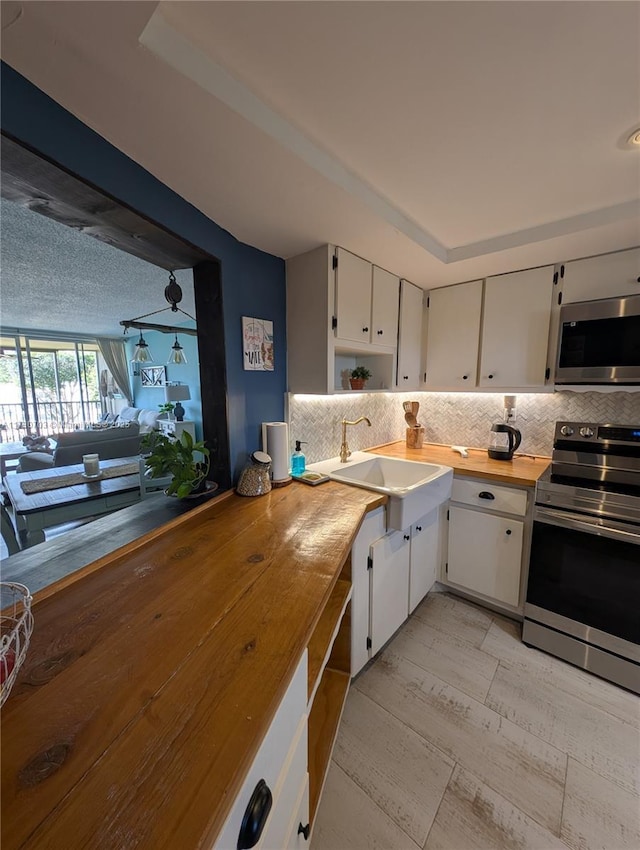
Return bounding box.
[291,441,307,475]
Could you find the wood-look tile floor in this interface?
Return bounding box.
[311,591,640,850]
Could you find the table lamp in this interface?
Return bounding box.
[165,384,191,421]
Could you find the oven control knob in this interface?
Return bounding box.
[579,427,594,438]
[560,425,574,437]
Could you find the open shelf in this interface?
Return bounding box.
[307,667,350,825]
[307,579,351,703]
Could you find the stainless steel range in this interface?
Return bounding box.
[523,421,640,694]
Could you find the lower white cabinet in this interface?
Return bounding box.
[214,653,307,850]
[447,506,523,607]
[370,530,411,655]
[444,477,531,610]
[351,507,386,675]
[351,506,442,674]
[408,509,440,614]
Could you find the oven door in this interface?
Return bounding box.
[526,506,640,658]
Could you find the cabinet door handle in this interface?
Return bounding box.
[416,525,422,532]
[403,375,409,380]
[298,823,311,841]
[462,374,469,380]
[404,534,410,541]
[237,779,272,850]
[362,326,369,333]
[377,329,384,335]
[506,529,512,535]
[487,374,494,380]
[478,491,495,500]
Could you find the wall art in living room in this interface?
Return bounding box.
[140,366,167,387]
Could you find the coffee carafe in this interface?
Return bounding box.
[488,423,522,461]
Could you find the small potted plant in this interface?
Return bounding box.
[349,365,372,390]
[158,402,175,420]
[140,430,211,498]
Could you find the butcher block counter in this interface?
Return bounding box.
[370,441,550,487]
[1,482,385,850]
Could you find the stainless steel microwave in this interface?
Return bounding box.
[555,293,640,385]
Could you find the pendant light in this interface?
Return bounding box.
[167,334,188,365]
[131,331,154,363]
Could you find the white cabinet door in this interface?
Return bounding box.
[397,280,424,390]
[351,507,386,675]
[408,509,439,614]
[371,265,400,346]
[335,247,372,344]
[447,506,523,607]
[370,530,411,655]
[561,248,640,303]
[425,280,482,387]
[479,266,554,388]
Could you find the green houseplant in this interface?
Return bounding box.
[140,430,210,498]
[349,365,372,390]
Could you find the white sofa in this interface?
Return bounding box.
[117,407,162,434]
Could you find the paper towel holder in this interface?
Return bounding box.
[261,421,293,487]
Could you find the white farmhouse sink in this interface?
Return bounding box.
[327,454,453,530]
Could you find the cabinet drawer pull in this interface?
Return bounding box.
[478,491,495,500]
[377,329,384,335]
[488,374,494,380]
[403,375,409,380]
[462,374,469,380]
[362,326,369,333]
[416,525,422,532]
[298,822,311,841]
[237,779,272,850]
[506,529,512,535]
[404,534,410,541]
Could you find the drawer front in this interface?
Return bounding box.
[451,478,528,516]
[214,651,308,850]
[259,717,308,850]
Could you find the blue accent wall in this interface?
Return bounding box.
[1,63,286,480]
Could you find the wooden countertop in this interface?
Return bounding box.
[1,482,385,850]
[370,441,550,487]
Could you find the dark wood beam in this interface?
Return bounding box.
[1,133,211,271]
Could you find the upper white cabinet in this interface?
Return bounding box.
[396,280,424,390]
[480,266,555,388]
[371,265,401,345]
[560,247,640,304]
[425,267,554,390]
[286,245,399,393]
[334,247,374,343]
[424,280,483,388]
[335,248,399,346]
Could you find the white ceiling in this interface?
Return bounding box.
[1,0,639,290]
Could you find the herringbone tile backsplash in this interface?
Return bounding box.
[287,391,640,463]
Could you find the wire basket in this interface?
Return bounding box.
[1,582,34,708]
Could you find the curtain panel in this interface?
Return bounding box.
[97,338,132,405]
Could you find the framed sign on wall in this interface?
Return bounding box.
[140,366,167,387]
[242,317,274,371]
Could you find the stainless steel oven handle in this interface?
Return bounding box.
[534,507,640,544]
